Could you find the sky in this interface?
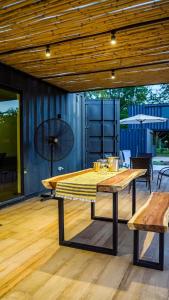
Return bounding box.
[0,100,18,113]
[149,84,161,92]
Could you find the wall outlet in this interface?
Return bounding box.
[58,166,64,172]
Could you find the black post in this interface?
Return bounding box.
[140,120,143,154]
[113,192,118,255]
[101,99,104,158]
[50,143,54,178]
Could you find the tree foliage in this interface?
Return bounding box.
[157,85,169,103]
[85,84,169,119]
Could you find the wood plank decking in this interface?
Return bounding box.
[0,172,169,299]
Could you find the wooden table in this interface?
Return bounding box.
[42,168,146,256]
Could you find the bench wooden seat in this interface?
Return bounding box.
[128,192,169,233]
[128,192,169,270]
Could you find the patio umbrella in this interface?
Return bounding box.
[120,114,167,155]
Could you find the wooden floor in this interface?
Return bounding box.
[0,182,17,202]
[1,172,169,300]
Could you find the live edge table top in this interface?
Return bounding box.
[42,168,146,193]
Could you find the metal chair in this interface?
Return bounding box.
[157,167,169,189]
[130,157,152,193]
[137,153,153,180]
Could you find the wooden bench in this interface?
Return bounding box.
[128,192,169,270]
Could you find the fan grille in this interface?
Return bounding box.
[34,118,74,162]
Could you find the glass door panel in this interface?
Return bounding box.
[0,88,21,202]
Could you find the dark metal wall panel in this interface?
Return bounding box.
[129,104,169,130]
[85,99,120,168]
[58,93,84,173]
[0,63,83,197]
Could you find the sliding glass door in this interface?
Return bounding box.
[0,88,22,202]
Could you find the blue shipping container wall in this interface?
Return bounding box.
[120,128,147,156]
[120,104,169,156]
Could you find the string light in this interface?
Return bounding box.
[111,70,116,79]
[45,45,51,57]
[111,32,116,45]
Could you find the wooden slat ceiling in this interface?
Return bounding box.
[1,0,169,92]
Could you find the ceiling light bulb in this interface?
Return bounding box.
[111,71,115,79]
[111,32,116,45]
[45,45,51,57]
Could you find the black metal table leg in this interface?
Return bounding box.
[57,195,118,256]
[91,202,95,219]
[57,179,136,257]
[58,197,65,244]
[133,230,165,271]
[113,192,118,255]
[132,179,136,215]
[91,180,136,224]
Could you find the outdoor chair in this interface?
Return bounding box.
[157,167,169,189]
[121,150,131,168]
[130,157,152,192]
[137,152,153,179]
[119,151,124,167]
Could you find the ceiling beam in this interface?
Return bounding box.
[41,60,169,79]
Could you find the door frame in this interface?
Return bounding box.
[0,83,24,199]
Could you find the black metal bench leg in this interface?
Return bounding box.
[133,230,164,271]
[133,230,139,264]
[159,232,164,269]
